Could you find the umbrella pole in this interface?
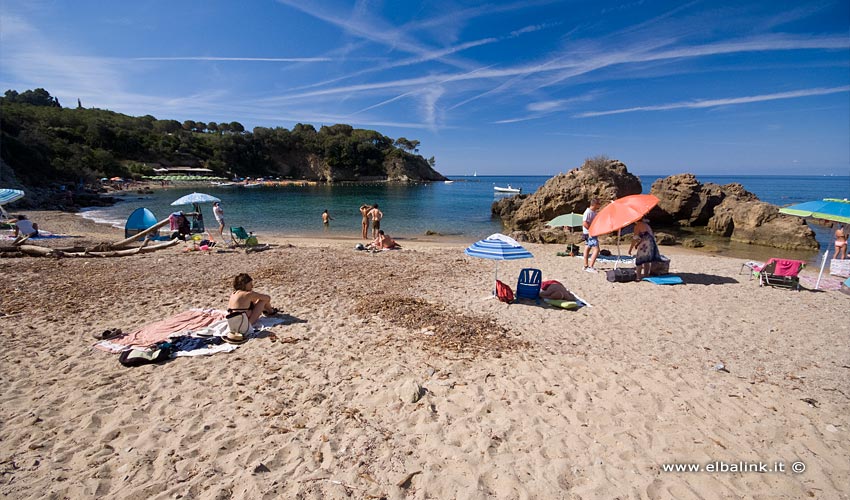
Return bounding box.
[614,229,622,270]
[493,261,499,296]
[815,250,828,290]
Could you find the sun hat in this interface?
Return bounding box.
[221,331,248,344]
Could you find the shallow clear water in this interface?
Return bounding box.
[81,174,849,265]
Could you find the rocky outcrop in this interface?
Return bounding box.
[269,151,446,182]
[648,174,759,226]
[707,198,817,250]
[383,155,447,182]
[651,173,817,250]
[493,158,642,242]
[494,164,818,251]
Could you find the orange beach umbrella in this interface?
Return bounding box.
[589,194,659,237]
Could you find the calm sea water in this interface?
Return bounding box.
[82,174,849,263]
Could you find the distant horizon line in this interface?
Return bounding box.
[443,173,850,178]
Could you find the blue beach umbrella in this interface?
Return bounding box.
[779,198,850,289]
[779,198,850,224]
[465,233,533,294]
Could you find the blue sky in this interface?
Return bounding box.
[1,1,849,176]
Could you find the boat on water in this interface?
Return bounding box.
[494,185,521,194]
[243,182,263,188]
[210,181,235,187]
[444,180,454,184]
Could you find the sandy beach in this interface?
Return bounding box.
[1,210,848,499]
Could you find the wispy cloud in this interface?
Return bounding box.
[575,86,850,118]
[133,56,333,62]
[272,34,849,103]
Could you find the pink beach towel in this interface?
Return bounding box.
[95,308,225,353]
[768,258,805,277]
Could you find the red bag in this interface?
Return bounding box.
[495,280,514,303]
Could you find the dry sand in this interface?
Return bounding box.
[1,211,848,499]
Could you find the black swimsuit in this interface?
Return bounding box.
[227,304,254,315]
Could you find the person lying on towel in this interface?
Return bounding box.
[227,273,280,325]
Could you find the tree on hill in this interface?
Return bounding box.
[2,88,61,107]
[0,88,444,187]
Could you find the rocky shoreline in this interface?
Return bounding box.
[493,158,819,251]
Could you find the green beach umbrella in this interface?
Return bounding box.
[546,213,584,228]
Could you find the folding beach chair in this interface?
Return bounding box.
[230,226,256,246]
[757,258,805,291]
[515,268,542,304]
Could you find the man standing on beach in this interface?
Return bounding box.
[212,202,225,240]
[368,204,383,238]
[582,198,601,273]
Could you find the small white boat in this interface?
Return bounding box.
[444,180,454,184]
[243,182,263,188]
[494,185,521,194]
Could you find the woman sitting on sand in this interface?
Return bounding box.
[227,273,279,325]
[628,219,661,280]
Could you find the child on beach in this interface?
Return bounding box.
[582,199,601,272]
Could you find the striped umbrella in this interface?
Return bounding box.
[0,189,25,219]
[0,188,25,205]
[465,233,533,294]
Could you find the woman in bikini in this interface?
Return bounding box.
[227,273,278,326]
[359,204,371,239]
[835,224,847,260]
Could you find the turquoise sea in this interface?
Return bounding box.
[82,175,849,264]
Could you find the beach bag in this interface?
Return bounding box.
[606,268,637,283]
[495,280,514,303]
[118,345,172,367]
[226,311,251,335]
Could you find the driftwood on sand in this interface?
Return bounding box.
[7,217,181,258]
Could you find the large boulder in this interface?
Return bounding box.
[650,174,760,226]
[495,158,642,237]
[707,199,818,250]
